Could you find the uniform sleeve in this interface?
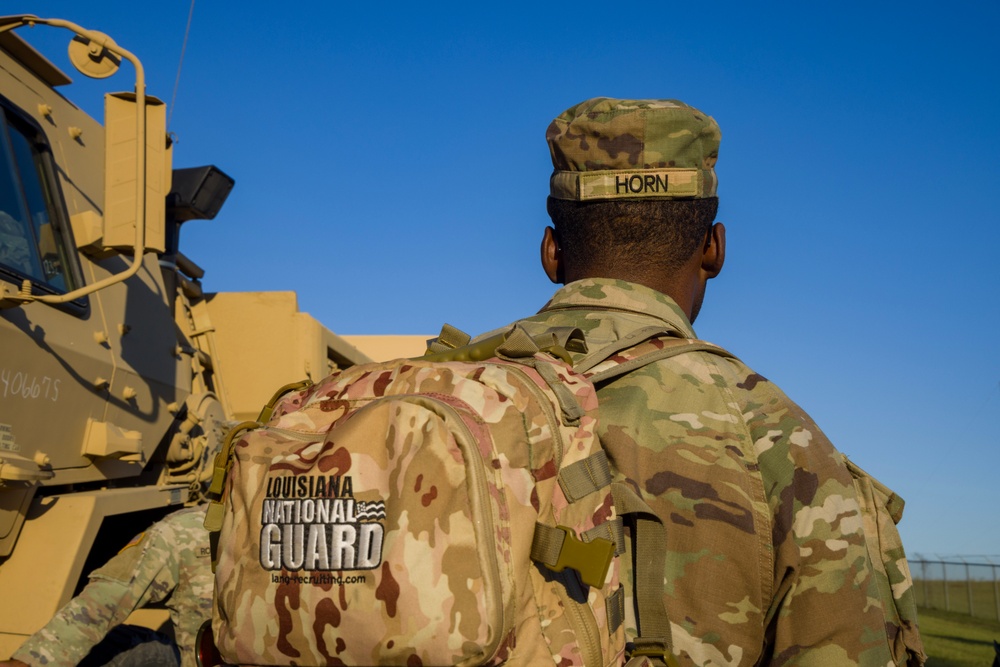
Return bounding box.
[748,373,926,666]
[12,523,182,667]
[595,350,925,667]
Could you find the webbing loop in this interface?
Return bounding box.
[607,586,626,633]
[534,361,585,424]
[583,516,626,557]
[559,450,612,502]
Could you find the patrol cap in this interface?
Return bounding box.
[546,97,720,201]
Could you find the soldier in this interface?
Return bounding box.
[1,505,212,667]
[507,98,926,665]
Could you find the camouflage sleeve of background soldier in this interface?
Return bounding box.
[11,518,182,667]
[739,362,926,666]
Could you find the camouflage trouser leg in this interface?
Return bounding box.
[78,624,180,667]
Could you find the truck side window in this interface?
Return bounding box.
[0,104,78,293]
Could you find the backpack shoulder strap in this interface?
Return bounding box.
[581,330,734,385]
[572,325,676,374]
[581,330,733,667]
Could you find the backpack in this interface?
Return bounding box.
[204,323,714,666]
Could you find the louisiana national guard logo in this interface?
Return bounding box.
[259,474,386,572]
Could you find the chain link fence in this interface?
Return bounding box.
[910,555,1000,621]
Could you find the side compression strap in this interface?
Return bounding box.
[613,482,680,667]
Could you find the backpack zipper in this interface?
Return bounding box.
[259,425,327,441]
[497,364,604,666]
[559,577,603,667]
[412,394,508,661]
[501,364,564,463]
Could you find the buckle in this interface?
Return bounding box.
[550,525,614,588]
[628,638,680,667]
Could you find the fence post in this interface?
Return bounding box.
[994,563,999,622]
[943,561,950,611]
[965,561,974,616]
[921,560,929,608]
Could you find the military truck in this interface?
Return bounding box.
[0,15,374,655]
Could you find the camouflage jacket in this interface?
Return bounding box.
[13,506,212,667]
[511,279,925,667]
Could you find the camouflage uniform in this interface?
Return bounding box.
[12,506,212,667]
[506,98,926,665]
[516,279,924,666]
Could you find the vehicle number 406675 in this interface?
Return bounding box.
[1,368,60,401]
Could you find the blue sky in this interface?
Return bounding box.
[21,1,1000,556]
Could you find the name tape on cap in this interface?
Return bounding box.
[550,168,703,201]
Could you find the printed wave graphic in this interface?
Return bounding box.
[355,501,386,520]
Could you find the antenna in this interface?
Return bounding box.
[168,0,197,130]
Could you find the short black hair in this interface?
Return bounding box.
[546,197,718,275]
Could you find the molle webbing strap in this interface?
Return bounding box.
[495,324,582,367]
[494,325,539,358]
[612,482,677,665]
[528,325,589,356]
[422,325,536,364]
[559,450,612,503]
[583,517,626,557]
[424,323,472,355]
[531,524,566,571]
[534,361,585,425]
[423,324,588,368]
[422,330,507,362]
[607,586,626,634]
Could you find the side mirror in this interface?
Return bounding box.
[0,15,163,307]
[103,92,168,254]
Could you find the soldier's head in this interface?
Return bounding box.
[541,97,725,322]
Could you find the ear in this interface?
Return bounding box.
[701,222,726,279]
[540,226,562,284]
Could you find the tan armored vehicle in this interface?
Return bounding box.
[0,15,377,654]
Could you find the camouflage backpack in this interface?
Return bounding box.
[203,324,699,667]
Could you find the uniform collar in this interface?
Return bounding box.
[539,278,696,338]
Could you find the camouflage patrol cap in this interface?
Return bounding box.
[546,97,720,201]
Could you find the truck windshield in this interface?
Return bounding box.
[0,104,77,293]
